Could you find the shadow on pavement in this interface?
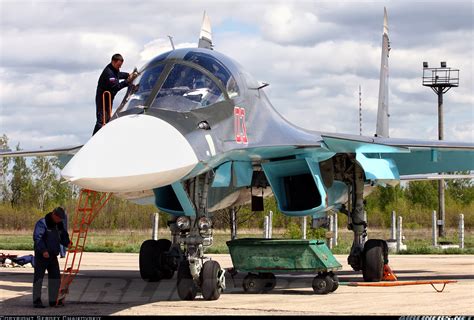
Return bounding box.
[1,266,472,315]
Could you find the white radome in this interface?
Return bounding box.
[61,114,198,192]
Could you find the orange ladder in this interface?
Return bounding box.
[56,189,112,305]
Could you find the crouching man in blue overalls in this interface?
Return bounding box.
[32,207,70,308]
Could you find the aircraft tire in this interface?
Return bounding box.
[177,261,197,300]
[200,260,222,300]
[156,238,171,251]
[156,239,175,279]
[312,273,333,294]
[362,239,385,282]
[139,240,163,282]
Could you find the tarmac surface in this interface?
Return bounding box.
[0,250,473,315]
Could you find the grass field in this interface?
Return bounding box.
[0,227,472,254]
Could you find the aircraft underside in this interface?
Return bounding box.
[136,152,388,300]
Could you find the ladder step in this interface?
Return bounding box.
[72,229,86,234]
[72,227,89,233]
[71,231,88,237]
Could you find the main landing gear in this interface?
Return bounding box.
[345,163,396,282]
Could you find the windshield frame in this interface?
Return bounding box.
[116,59,232,115]
[145,60,230,108]
[115,60,170,114]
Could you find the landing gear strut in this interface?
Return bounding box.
[347,163,367,272]
[345,162,395,282]
[173,173,226,300]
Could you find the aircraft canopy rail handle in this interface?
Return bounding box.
[102,91,112,126]
[56,189,112,306]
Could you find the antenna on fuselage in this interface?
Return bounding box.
[198,11,213,50]
[167,35,175,50]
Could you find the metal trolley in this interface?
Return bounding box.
[227,238,342,294]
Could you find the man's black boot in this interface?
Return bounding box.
[33,300,45,308]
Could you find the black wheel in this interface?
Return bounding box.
[200,260,223,300]
[312,274,333,294]
[243,273,262,293]
[156,239,171,251]
[156,239,174,279]
[362,239,385,282]
[139,240,162,282]
[259,273,276,292]
[329,272,339,292]
[177,261,197,300]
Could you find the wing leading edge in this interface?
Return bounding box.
[0,145,82,158]
[0,145,83,169]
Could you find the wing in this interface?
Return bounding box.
[0,145,83,168]
[0,145,82,157]
[320,132,474,178]
[400,174,473,181]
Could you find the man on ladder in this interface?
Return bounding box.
[92,53,138,135]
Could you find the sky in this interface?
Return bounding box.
[0,0,473,150]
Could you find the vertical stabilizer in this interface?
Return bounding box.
[198,11,213,50]
[375,7,390,137]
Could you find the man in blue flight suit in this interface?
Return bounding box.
[33,207,70,308]
[92,53,138,135]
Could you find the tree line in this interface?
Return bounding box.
[0,133,472,231]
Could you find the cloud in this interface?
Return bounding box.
[260,4,341,45]
[139,38,196,63]
[0,0,472,150]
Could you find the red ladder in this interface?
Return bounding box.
[56,189,112,305]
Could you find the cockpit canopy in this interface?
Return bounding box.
[118,49,241,114]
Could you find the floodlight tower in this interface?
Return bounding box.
[422,61,459,238]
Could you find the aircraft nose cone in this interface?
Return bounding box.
[61,114,198,192]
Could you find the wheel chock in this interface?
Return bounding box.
[382,264,397,281]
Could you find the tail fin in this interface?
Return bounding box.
[198,11,213,50]
[375,7,390,137]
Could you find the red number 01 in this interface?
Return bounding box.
[234,106,248,144]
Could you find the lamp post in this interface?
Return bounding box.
[422,61,459,238]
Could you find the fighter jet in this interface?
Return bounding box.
[1,10,473,300]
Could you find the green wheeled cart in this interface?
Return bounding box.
[226,238,342,294]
